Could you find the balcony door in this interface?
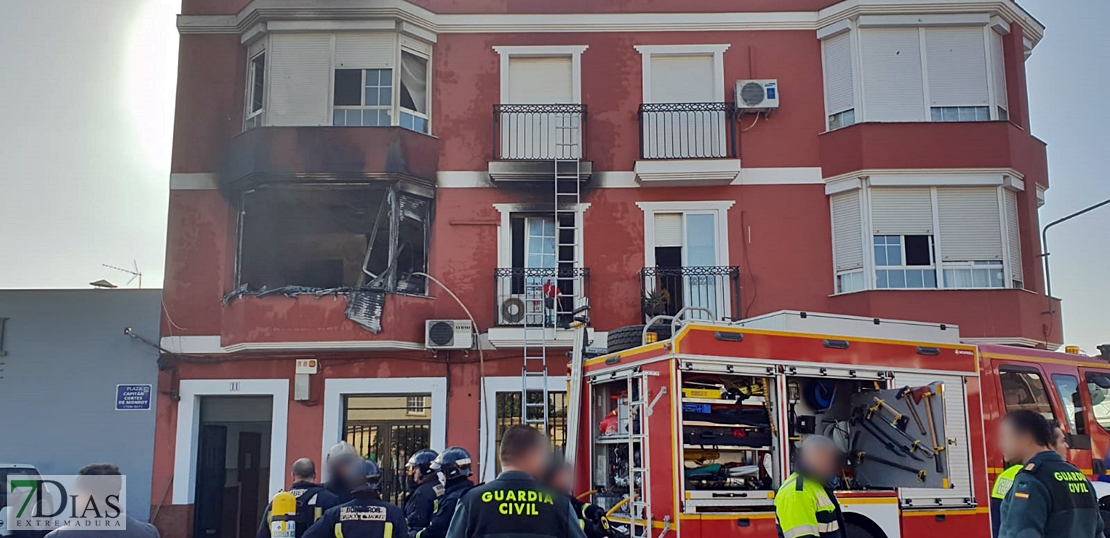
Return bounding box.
[503,56,578,159]
[644,54,725,158]
[649,212,725,320]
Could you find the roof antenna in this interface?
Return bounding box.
[103,261,143,288]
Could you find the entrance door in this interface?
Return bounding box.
[194,425,228,538]
[237,432,262,538]
[343,395,433,505]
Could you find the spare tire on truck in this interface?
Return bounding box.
[606,324,673,354]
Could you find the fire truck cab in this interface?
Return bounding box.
[571,311,988,538]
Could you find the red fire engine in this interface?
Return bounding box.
[564,310,1110,538]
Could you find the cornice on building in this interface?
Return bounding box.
[176,0,1044,50]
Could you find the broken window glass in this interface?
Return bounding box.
[237,184,430,296]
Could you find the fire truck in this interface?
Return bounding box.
[562,310,1110,538]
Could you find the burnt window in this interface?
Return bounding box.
[238,184,430,295]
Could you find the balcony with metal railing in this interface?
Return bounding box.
[493,267,590,327]
[634,102,741,186]
[640,266,741,322]
[489,104,592,183]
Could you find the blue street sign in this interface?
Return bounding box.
[116,384,152,411]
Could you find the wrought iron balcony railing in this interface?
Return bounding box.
[640,265,741,322]
[493,104,587,161]
[638,102,737,160]
[494,267,590,327]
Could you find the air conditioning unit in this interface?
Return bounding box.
[498,295,548,326]
[735,79,779,112]
[425,320,473,350]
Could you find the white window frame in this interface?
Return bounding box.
[244,48,268,130]
[829,175,1024,294]
[637,201,733,268]
[332,67,395,126]
[398,47,431,133]
[872,234,939,289]
[405,395,428,416]
[494,203,590,269]
[172,379,289,504]
[637,201,735,319]
[820,18,1011,125]
[493,45,587,104]
[478,376,568,483]
[320,377,447,481]
[633,44,729,103]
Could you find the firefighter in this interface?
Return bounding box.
[257,458,341,538]
[303,458,408,538]
[410,447,476,538]
[404,449,440,534]
[542,457,610,538]
[445,425,587,538]
[997,410,1103,538]
[325,442,360,503]
[774,435,847,538]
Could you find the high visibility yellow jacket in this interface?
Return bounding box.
[774,472,846,538]
[990,465,1022,538]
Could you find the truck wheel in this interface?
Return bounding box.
[606,325,672,354]
[843,515,886,538]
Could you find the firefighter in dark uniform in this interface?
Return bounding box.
[445,425,588,538]
[543,457,610,538]
[303,458,408,538]
[996,410,1104,538]
[404,449,440,535]
[325,442,361,504]
[257,458,341,538]
[410,447,475,538]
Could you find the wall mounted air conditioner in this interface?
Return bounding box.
[498,295,548,326]
[735,79,779,113]
[425,319,474,350]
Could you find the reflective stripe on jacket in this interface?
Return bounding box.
[774,472,844,538]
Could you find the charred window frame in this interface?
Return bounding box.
[235,183,431,296]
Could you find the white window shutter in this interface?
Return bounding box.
[268,33,333,126]
[653,213,683,247]
[823,33,855,115]
[990,31,1008,111]
[870,187,934,235]
[860,28,925,122]
[335,33,396,68]
[508,57,574,104]
[925,27,990,107]
[831,191,863,271]
[649,54,714,103]
[1004,189,1023,284]
[936,187,1003,261]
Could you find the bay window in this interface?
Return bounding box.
[820,19,1009,129]
[830,180,1024,293]
[251,31,433,131]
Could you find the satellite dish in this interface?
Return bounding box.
[90,279,118,289]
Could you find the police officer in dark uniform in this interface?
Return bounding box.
[325,442,361,504]
[257,458,341,538]
[303,458,408,538]
[997,410,1104,538]
[445,426,588,538]
[404,449,440,535]
[543,457,610,538]
[410,447,475,538]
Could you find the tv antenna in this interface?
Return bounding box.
[103,261,143,288]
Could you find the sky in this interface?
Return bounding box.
[0,0,1105,352]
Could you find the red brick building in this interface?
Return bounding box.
[154,1,1055,536]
